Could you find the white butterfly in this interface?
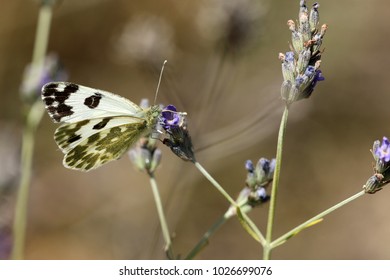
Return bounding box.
[41,82,161,171]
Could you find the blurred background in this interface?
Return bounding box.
[1,0,390,260]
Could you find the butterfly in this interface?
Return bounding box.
[41,82,162,171]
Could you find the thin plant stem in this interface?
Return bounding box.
[193,161,265,245]
[271,190,366,249]
[186,195,267,259]
[263,105,289,260]
[149,175,175,259]
[194,161,236,205]
[11,3,53,260]
[32,4,53,66]
[11,101,45,259]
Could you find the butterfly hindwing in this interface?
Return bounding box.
[56,117,149,171]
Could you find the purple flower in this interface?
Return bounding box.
[161,105,181,130]
[301,69,325,99]
[304,65,316,77]
[285,51,295,62]
[312,69,325,85]
[375,137,390,163]
[245,160,254,173]
[160,105,195,162]
[20,53,68,101]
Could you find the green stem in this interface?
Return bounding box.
[11,101,45,259]
[149,175,175,259]
[271,190,366,249]
[32,4,52,65]
[11,3,53,260]
[263,105,289,260]
[194,161,236,205]
[193,161,265,245]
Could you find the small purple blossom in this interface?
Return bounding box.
[302,69,324,98]
[313,69,325,84]
[285,51,295,62]
[304,65,316,77]
[161,105,181,130]
[160,105,195,162]
[375,137,390,163]
[245,160,254,173]
[257,158,271,174]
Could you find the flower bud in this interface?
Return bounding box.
[309,3,320,32]
[297,49,311,74]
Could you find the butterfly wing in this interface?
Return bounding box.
[41,82,158,171]
[41,82,144,123]
[56,116,149,171]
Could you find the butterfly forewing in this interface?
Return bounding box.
[41,82,161,171]
[42,82,144,123]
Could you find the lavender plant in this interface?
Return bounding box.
[12,0,66,260]
[149,0,390,259]
[12,0,390,260]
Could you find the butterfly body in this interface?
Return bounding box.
[41,82,161,171]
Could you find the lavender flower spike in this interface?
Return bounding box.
[280,1,327,104]
[364,137,390,194]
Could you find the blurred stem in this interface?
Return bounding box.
[11,3,53,260]
[149,175,175,259]
[271,190,366,249]
[193,161,264,244]
[186,196,265,259]
[12,101,45,260]
[263,105,289,260]
[32,4,52,66]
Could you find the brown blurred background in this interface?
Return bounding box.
[1,0,390,259]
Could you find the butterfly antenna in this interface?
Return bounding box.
[154,60,167,105]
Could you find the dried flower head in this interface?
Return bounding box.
[363,137,390,194]
[196,0,266,53]
[112,15,174,68]
[280,1,326,104]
